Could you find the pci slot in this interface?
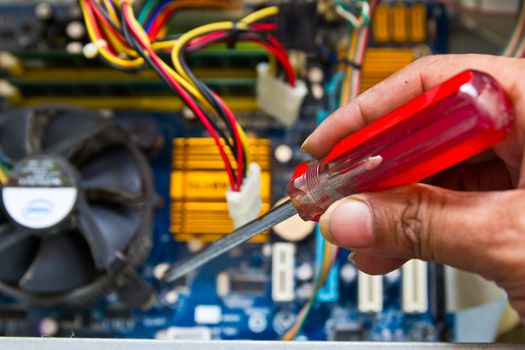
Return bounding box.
[272,243,295,302]
[357,271,383,313]
[402,259,428,313]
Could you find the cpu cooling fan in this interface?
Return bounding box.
[0,105,156,305]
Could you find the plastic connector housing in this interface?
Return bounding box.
[358,271,383,313]
[402,259,428,313]
[226,163,262,229]
[272,242,296,302]
[256,63,307,126]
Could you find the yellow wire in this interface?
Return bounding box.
[171,7,279,86]
[84,0,275,174]
[157,26,168,39]
[0,168,7,185]
[125,1,252,166]
[99,20,138,58]
[240,6,278,24]
[151,39,177,51]
[101,0,120,26]
[340,30,359,105]
[171,21,244,85]
[80,0,144,69]
[282,241,335,340]
[120,3,219,111]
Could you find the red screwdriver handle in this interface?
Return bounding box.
[287,70,513,221]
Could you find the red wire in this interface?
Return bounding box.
[148,5,178,39]
[84,0,118,56]
[122,3,239,190]
[149,9,276,40]
[188,31,226,48]
[212,91,243,189]
[250,23,277,32]
[185,32,296,86]
[247,38,296,86]
[87,0,132,52]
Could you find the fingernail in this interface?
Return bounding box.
[300,136,310,153]
[319,196,374,248]
[347,251,357,263]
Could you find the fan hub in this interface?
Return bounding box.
[2,156,78,230]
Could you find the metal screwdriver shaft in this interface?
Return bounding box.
[162,200,297,283]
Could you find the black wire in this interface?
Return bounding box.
[185,29,292,83]
[90,0,122,34]
[178,28,291,178]
[175,50,245,177]
[89,2,148,73]
[120,12,239,183]
[97,51,148,73]
[178,31,254,178]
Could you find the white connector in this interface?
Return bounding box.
[402,259,428,313]
[272,242,295,302]
[82,39,107,59]
[358,271,383,313]
[256,63,308,126]
[226,163,262,229]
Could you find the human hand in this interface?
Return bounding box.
[302,54,525,321]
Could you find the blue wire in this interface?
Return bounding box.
[144,0,173,33]
[326,72,345,112]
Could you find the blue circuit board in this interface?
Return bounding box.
[0,1,453,341]
[65,112,451,342]
[0,107,452,341]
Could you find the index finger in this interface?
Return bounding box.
[302,54,520,159]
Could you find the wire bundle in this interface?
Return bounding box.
[282,239,338,340]
[282,0,376,341]
[502,1,525,57]
[338,0,377,105]
[80,0,296,191]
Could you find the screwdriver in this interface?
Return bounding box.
[161,69,513,284]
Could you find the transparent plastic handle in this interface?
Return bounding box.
[287,70,513,221]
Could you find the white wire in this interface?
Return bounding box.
[335,1,370,28]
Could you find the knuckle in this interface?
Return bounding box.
[395,186,438,260]
[412,55,439,68]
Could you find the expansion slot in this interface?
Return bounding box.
[358,271,383,313]
[402,259,428,313]
[272,243,296,302]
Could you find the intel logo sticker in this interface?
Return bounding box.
[2,187,78,229]
[23,199,53,220]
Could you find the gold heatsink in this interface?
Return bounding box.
[362,48,418,91]
[170,138,271,243]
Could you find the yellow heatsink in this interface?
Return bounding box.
[170,138,271,243]
[361,48,418,91]
[371,3,428,44]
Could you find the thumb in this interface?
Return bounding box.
[319,184,525,279]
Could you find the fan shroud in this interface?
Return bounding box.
[0,105,156,305]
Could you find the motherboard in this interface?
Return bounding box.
[0,0,517,343]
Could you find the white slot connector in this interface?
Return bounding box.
[358,271,383,313]
[226,163,262,229]
[256,63,308,126]
[402,259,428,313]
[272,243,296,302]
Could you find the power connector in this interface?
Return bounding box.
[226,163,262,229]
[256,63,307,126]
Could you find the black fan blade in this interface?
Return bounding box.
[80,147,142,195]
[0,225,38,283]
[19,234,96,293]
[77,200,140,269]
[41,107,103,152]
[0,111,32,163]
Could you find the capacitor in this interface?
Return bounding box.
[272,197,315,242]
